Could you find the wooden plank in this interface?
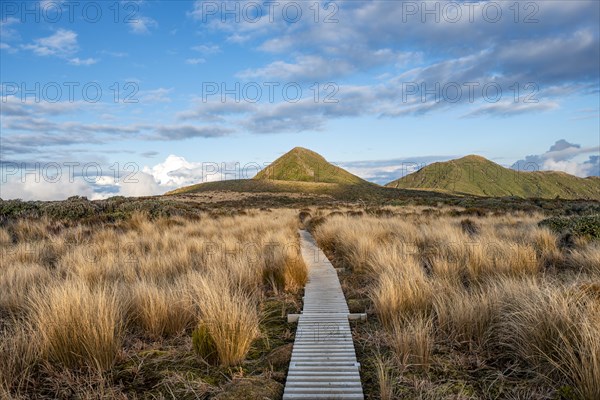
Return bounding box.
[283,230,364,400]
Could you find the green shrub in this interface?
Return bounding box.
[539,215,600,240]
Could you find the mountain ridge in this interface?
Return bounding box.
[167,148,600,200]
[386,155,600,199]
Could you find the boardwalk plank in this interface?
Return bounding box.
[283,230,364,400]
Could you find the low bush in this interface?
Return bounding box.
[540,215,600,239]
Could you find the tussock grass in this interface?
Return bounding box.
[0,227,11,245]
[494,278,600,399]
[390,317,433,370]
[0,324,38,395]
[374,356,395,400]
[189,274,260,367]
[369,254,432,328]
[1,210,306,398]
[313,211,600,397]
[432,283,498,348]
[129,280,196,338]
[569,242,600,276]
[0,263,51,315]
[28,280,125,371]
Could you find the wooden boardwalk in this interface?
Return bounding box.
[283,230,364,399]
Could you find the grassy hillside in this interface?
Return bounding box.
[167,178,408,201]
[386,155,600,200]
[167,150,600,204]
[253,147,367,185]
[168,147,387,201]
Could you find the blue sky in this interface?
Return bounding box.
[1,0,599,200]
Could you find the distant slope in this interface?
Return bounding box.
[168,179,341,196]
[253,147,367,185]
[166,178,456,202]
[168,147,375,199]
[386,155,600,200]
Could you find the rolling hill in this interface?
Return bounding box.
[167,147,401,200]
[167,149,600,201]
[386,155,600,200]
[253,147,367,185]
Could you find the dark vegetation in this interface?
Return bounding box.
[2,192,599,224]
[540,214,600,240]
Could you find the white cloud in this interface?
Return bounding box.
[463,101,560,118]
[23,29,78,57]
[0,176,96,201]
[226,33,250,43]
[143,155,247,188]
[186,58,205,65]
[138,88,173,103]
[1,156,190,200]
[191,44,220,54]
[238,55,354,81]
[68,57,98,66]
[145,155,199,187]
[129,16,158,35]
[117,171,162,197]
[542,159,590,177]
[512,140,600,177]
[0,44,18,54]
[0,17,20,43]
[100,50,128,57]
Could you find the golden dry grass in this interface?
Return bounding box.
[0,323,39,395]
[128,279,196,338]
[0,209,307,397]
[0,263,51,315]
[389,317,433,370]
[569,242,600,276]
[313,211,600,398]
[369,254,433,328]
[28,280,125,371]
[373,356,395,400]
[189,273,260,366]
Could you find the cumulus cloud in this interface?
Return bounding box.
[117,171,162,197]
[141,155,256,191]
[0,154,253,200]
[512,139,600,177]
[0,176,97,201]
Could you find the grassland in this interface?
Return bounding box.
[0,210,307,399]
[308,207,600,399]
[1,193,599,399]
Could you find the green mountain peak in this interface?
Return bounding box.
[253,148,367,185]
